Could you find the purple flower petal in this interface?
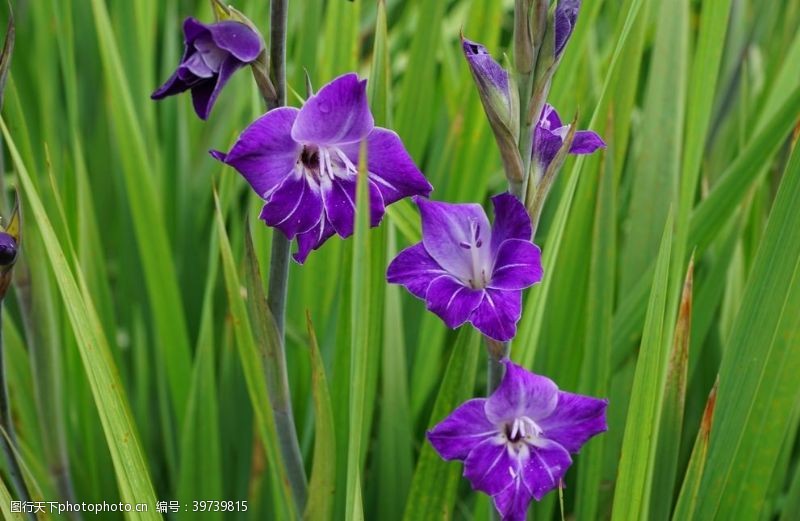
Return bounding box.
[425,276,484,328]
[339,128,432,205]
[212,107,302,198]
[532,123,565,170]
[427,399,497,460]
[416,197,492,284]
[294,218,336,264]
[151,69,192,99]
[491,474,533,521]
[206,21,264,62]
[183,51,215,77]
[386,243,447,299]
[198,55,247,120]
[541,104,563,129]
[570,130,606,155]
[469,289,523,342]
[490,239,543,290]
[291,73,374,145]
[321,177,385,238]
[194,35,228,72]
[489,194,532,254]
[538,391,608,453]
[462,436,520,496]
[259,174,322,239]
[521,440,572,501]
[485,360,559,424]
[183,17,210,45]
[554,0,581,59]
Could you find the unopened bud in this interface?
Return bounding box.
[462,36,524,184]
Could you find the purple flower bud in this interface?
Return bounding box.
[0,232,17,266]
[554,0,581,60]
[462,37,524,184]
[427,359,608,520]
[152,18,264,120]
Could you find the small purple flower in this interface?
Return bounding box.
[532,104,605,173]
[428,359,608,521]
[213,73,432,263]
[554,0,582,60]
[152,17,264,120]
[387,194,542,341]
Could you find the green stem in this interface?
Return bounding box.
[486,337,510,393]
[0,300,36,521]
[262,0,308,513]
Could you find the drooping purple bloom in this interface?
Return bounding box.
[428,359,608,521]
[152,17,264,120]
[387,194,542,341]
[554,0,582,59]
[213,73,432,263]
[532,104,605,174]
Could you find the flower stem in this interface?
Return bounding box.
[486,337,509,393]
[0,301,36,521]
[262,0,308,513]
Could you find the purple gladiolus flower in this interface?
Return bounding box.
[554,0,581,59]
[152,17,264,120]
[428,359,608,521]
[387,194,542,341]
[532,104,605,173]
[212,73,432,263]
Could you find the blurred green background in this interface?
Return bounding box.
[1,0,799,520]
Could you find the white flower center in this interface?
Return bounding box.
[299,145,358,183]
[458,219,490,289]
[503,416,543,445]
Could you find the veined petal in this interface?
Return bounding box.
[292,73,374,145]
[485,360,559,424]
[570,130,606,155]
[463,436,522,496]
[425,276,484,329]
[259,173,322,239]
[427,399,496,460]
[206,21,263,62]
[386,243,447,299]
[321,176,384,238]
[469,289,523,342]
[538,391,608,453]
[489,194,532,254]
[212,107,301,197]
[339,128,432,205]
[416,197,492,283]
[491,474,532,521]
[294,218,335,264]
[191,55,245,120]
[490,240,543,290]
[521,439,572,501]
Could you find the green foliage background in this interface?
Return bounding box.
[1,0,799,519]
